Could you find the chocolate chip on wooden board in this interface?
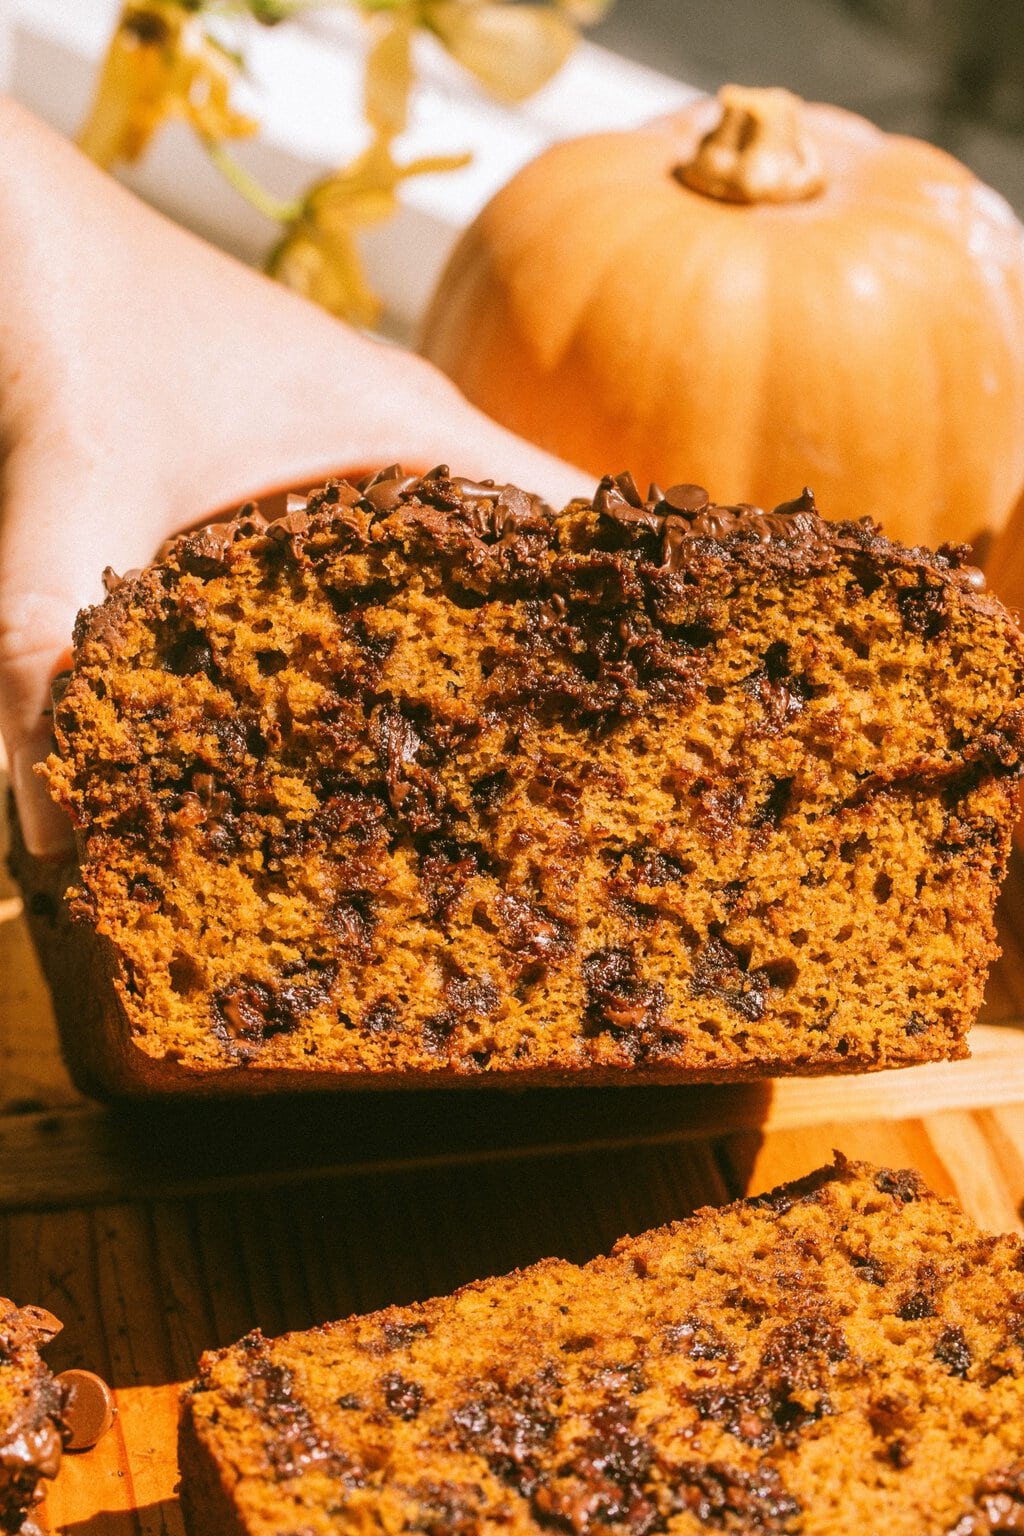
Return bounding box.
[56,1370,117,1451]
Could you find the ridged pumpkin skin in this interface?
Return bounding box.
[421,93,1024,549]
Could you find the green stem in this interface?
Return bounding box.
[204,139,305,224]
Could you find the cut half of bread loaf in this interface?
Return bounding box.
[27,467,1024,1094]
[179,1155,1024,1536]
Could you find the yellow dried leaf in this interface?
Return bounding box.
[270,137,470,323]
[554,0,613,24]
[422,2,578,101]
[268,226,383,329]
[78,0,257,169]
[364,11,414,140]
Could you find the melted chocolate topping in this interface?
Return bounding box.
[0,1303,62,1348]
[589,474,987,589]
[0,1420,62,1480]
[98,464,988,600]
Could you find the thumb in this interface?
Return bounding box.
[0,447,178,859]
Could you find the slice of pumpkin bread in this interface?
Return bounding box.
[179,1156,1024,1536]
[33,466,1024,1094]
[0,1300,64,1535]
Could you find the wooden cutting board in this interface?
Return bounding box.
[21,1034,1024,1535]
[1,792,1023,1533]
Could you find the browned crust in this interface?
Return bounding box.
[86,472,998,647]
[177,1403,251,1536]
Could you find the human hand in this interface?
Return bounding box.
[0,99,585,858]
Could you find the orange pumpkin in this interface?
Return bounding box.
[422,85,1024,550]
[988,482,1024,592]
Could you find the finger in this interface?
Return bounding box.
[0,578,82,859]
[0,102,587,529]
[11,723,73,861]
[0,447,157,858]
[0,565,93,859]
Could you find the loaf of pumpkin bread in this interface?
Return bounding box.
[0,1300,64,1535]
[179,1155,1024,1536]
[25,465,1024,1094]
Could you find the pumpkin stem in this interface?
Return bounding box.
[675,85,825,205]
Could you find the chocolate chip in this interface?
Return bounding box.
[874,1167,926,1203]
[123,9,169,43]
[362,1000,399,1034]
[772,488,818,518]
[662,483,710,514]
[444,972,501,1018]
[959,564,987,592]
[494,892,573,965]
[166,630,216,678]
[848,1252,887,1287]
[380,1320,430,1351]
[690,936,770,1023]
[611,471,644,507]
[18,1306,63,1344]
[362,473,422,512]
[56,1370,117,1450]
[896,580,949,641]
[381,1371,425,1420]
[583,946,666,1034]
[896,1290,936,1321]
[560,1335,596,1354]
[934,1325,973,1378]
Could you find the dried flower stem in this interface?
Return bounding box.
[79,0,608,324]
[205,140,304,223]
